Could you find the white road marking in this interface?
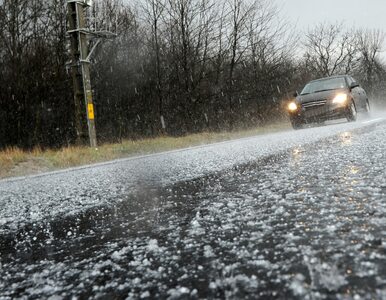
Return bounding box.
[362,118,385,124]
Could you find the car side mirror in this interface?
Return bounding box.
[350,82,359,89]
[293,91,298,97]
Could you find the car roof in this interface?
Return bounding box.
[309,75,348,83]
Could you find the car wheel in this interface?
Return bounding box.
[346,101,357,122]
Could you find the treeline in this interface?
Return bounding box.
[0,0,385,149]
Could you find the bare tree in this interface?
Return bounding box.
[356,29,385,93]
[226,0,255,127]
[246,1,295,95]
[304,23,359,77]
[142,0,166,132]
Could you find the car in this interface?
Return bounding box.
[287,75,370,129]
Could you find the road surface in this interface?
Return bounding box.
[1,113,386,299]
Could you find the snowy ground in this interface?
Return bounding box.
[1,114,386,299]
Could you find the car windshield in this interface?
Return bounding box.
[301,77,347,95]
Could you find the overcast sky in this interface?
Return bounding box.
[276,0,386,31]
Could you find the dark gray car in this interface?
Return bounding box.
[287,75,370,129]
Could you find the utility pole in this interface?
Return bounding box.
[67,0,97,147]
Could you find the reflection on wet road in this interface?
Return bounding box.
[1,118,386,299]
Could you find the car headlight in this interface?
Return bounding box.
[288,102,298,112]
[332,93,348,105]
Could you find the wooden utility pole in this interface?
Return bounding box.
[67,0,97,147]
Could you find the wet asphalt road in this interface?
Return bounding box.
[1,114,386,299]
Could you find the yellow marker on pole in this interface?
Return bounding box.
[88,103,95,120]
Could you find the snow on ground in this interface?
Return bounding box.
[0,116,384,233]
[0,116,386,298]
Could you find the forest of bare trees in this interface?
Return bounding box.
[0,0,386,149]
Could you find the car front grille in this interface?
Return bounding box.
[302,99,329,118]
[302,99,327,109]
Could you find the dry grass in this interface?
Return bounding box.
[0,122,289,179]
[0,147,29,176]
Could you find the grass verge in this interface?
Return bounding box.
[0,122,290,179]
